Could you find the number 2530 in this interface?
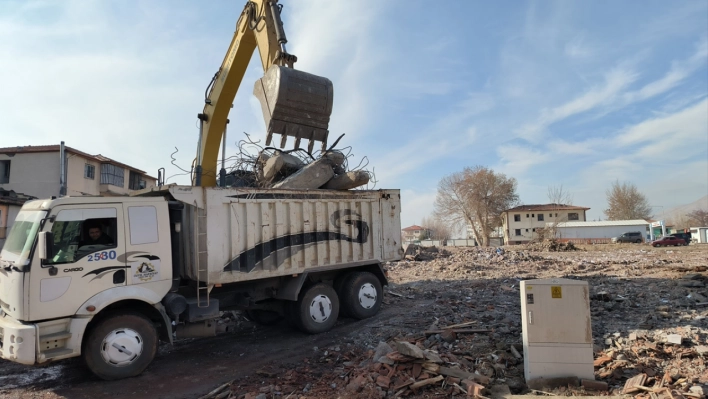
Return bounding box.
[88,251,117,262]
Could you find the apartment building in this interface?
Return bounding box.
[501,203,590,245]
[0,144,156,199]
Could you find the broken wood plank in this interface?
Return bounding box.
[593,355,613,367]
[442,321,478,329]
[410,375,444,390]
[198,380,234,399]
[424,328,492,335]
[439,366,490,385]
[623,373,648,394]
[387,351,417,362]
[393,378,416,391]
[422,362,440,374]
[528,390,557,396]
[386,290,404,298]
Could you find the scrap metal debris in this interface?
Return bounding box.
[219,133,374,190]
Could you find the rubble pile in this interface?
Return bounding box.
[196,245,708,398]
[221,135,373,191]
[525,238,579,252]
[403,245,450,262]
[595,327,708,398]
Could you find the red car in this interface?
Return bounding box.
[651,235,687,247]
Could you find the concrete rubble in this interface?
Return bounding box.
[223,134,372,191]
[194,244,708,398]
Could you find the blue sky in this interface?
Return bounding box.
[1,0,706,231]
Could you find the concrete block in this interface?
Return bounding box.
[321,171,370,190]
[271,158,334,189]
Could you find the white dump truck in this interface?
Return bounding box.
[0,185,402,379]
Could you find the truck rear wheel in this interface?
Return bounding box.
[290,283,339,334]
[340,272,382,320]
[83,311,158,380]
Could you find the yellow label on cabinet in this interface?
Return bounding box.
[551,286,562,298]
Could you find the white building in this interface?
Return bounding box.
[690,227,708,244]
[502,204,590,245]
[550,220,650,244]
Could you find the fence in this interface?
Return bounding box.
[557,238,613,245]
[417,239,492,247]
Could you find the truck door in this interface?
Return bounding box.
[29,205,126,321]
[122,203,171,286]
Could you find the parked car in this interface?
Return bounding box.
[612,231,644,244]
[651,235,687,247]
[671,232,692,245]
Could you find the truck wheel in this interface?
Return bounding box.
[83,312,158,380]
[246,309,283,326]
[340,272,383,320]
[635,239,641,244]
[292,283,339,334]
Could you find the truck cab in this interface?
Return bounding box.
[0,196,172,378]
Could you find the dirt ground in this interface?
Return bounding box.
[1,243,707,399]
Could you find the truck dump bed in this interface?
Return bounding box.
[165,186,402,285]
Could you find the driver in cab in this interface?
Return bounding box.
[79,222,114,248]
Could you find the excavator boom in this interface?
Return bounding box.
[195,0,333,187]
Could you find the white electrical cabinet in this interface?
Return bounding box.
[520,278,594,381]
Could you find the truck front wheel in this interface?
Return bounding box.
[83,312,158,380]
[340,272,383,320]
[290,283,339,334]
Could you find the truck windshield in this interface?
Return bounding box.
[0,210,46,265]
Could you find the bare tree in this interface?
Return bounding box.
[547,184,573,205]
[686,209,708,226]
[433,166,519,246]
[542,184,574,241]
[604,181,652,220]
[668,213,690,230]
[420,215,453,241]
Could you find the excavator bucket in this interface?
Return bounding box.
[254,65,334,153]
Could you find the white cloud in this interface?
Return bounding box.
[0,1,218,183]
[517,65,638,140]
[547,138,605,156]
[623,37,708,103]
[285,1,391,140]
[565,35,594,59]
[575,98,708,218]
[371,91,492,184]
[617,98,708,150]
[496,145,550,175]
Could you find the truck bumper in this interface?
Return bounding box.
[0,314,37,365]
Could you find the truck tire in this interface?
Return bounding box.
[83,311,158,380]
[291,283,339,334]
[340,272,382,320]
[635,239,641,244]
[246,309,283,326]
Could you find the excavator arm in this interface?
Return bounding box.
[195,0,333,187]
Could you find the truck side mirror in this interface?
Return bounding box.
[37,232,54,262]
